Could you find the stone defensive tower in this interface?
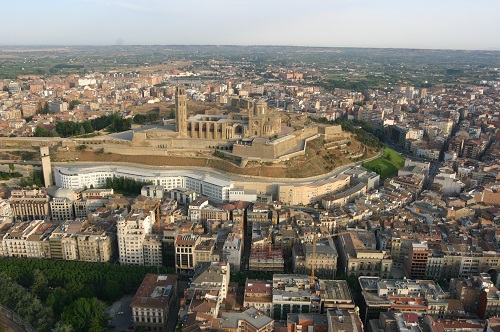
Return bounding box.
[40,146,53,187]
[175,85,188,137]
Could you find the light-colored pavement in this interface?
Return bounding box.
[106,124,165,141]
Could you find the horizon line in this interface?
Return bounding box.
[0,44,500,52]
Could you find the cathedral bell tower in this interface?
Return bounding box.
[175,85,188,137]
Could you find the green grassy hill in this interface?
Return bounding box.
[362,147,405,179]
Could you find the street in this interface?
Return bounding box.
[108,296,133,331]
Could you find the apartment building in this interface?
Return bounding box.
[389,230,417,265]
[48,222,79,261]
[279,174,351,206]
[175,234,201,272]
[317,279,355,312]
[359,277,448,324]
[222,233,242,272]
[117,209,154,265]
[326,309,364,332]
[81,188,114,199]
[321,183,367,210]
[74,197,110,219]
[449,276,482,314]
[42,219,116,262]
[199,205,230,223]
[9,188,50,220]
[479,283,500,319]
[244,279,272,316]
[272,274,312,320]
[463,139,487,159]
[194,236,216,265]
[50,197,75,221]
[143,234,163,266]
[337,232,392,278]
[287,313,327,332]
[162,225,178,268]
[220,308,273,332]
[74,221,116,263]
[1,220,51,258]
[247,203,271,235]
[0,199,12,219]
[190,262,230,300]
[293,239,338,278]
[188,198,209,222]
[405,242,429,279]
[131,274,177,331]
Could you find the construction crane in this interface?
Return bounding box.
[310,231,350,283]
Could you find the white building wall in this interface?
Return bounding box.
[54,166,233,202]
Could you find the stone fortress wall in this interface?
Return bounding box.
[232,124,346,160]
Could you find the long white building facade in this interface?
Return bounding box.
[54,165,234,203]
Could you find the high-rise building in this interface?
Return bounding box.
[117,209,154,265]
[405,242,429,279]
[175,234,201,272]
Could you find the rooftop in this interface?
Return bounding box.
[130,274,177,309]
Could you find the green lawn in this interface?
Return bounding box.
[362,147,405,179]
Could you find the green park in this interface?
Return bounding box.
[362,147,405,179]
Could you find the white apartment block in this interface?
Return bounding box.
[222,233,242,272]
[188,198,209,222]
[2,220,47,258]
[117,210,154,265]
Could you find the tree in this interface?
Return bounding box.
[82,121,94,133]
[53,321,74,332]
[19,170,44,187]
[103,279,121,302]
[69,100,81,110]
[385,153,392,161]
[32,269,48,301]
[61,297,108,332]
[65,280,84,299]
[34,126,56,137]
[47,287,73,318]
[8,163,14,173]
[169,109,176,119]
[0,272,54,332]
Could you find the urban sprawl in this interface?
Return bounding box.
[1,51,500,332]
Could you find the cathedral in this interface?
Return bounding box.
[175,85,281,140]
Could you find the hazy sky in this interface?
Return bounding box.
[2,0,499,50]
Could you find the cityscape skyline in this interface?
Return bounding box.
[2,0,500,50]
